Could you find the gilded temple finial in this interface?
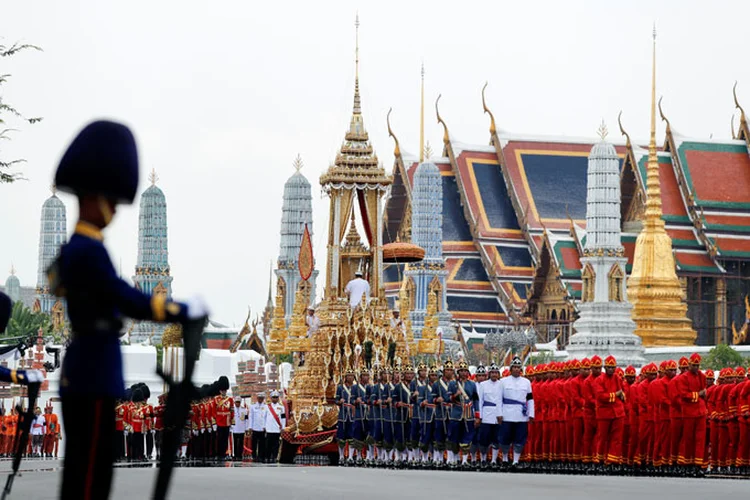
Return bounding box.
[50,184,57,195]
[644,24,663,223]
[9,263,15,276]
[149,168,158,187]
[597,120,608,140]
[617,111,632,148]
[386,108,401,158]
[293,154,304,173]
[481,82,497,136]
[731,113,736,140]
[420,62,425,162]
[435,94,449,147]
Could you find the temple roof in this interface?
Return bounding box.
[382,84,750,330]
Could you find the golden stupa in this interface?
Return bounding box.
[282,16,424,435]
[627,30,696,346]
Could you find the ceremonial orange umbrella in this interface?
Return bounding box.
[381,242,425,263]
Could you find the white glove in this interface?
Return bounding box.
[184,295,210,320]
[24,369,44,383]
[212,424,217,432]
[151,429,156,435]
[193,429,199,436]
[200,428,205,434]
[124,430,129,437]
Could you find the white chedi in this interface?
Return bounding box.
[567,123,645,367]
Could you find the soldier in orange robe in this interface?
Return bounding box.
[593,356,625,469]
[43,405,61,458]
[676,353,708,475]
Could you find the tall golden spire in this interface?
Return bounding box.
[644,26,663,225]
[353,13,361,115]
[420,62,425,163]
[627,26,696,347]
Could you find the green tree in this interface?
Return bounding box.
[3,301,51,339]
[702,344,746,370]
[1,41,42,183]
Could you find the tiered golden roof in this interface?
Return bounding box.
[265,292,288,355]
[627,30,696,346]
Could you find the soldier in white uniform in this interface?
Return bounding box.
[230,399,249,460]
[344,271,370,308]
[249,393,267,462]
[264,390,286,463]
[498,356,535,469]
[478,363,503,468]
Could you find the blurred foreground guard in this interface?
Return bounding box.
[51,120,207,500]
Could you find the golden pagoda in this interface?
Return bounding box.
[627,29,696,346]
[287,15,411,434]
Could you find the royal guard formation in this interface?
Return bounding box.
[329,353,750,478]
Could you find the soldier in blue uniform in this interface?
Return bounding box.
[408,362,427,466]
[448,360,480,469]
[369,366,390,464]
[0,292,44,385]
[470,363,488,465]
[391,365,411,466]
[432,360,455,468]
[381,367,396,464]
[50,120,208,499]
[418,365,439,467]
[335,368,356,465]
[352,369,370,464]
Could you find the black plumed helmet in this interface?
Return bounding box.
[55,120,139,204]
[217,376,229,391]
[132,387,143,403]
[141,385,151,400]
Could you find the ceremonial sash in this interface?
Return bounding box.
[267,404,282,429]
[502,397,528,416]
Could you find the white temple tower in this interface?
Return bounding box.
[567,123,645,366]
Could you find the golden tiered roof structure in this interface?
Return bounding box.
[282,16,424,435]
[627,31,696,346]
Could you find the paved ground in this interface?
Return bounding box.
[0,459,747,499]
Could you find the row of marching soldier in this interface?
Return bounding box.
[334,351,745,476]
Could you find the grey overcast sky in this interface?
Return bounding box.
[2,0,749,326]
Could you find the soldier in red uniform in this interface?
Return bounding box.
[638,363,658,470]
[727,366,745,471]
[737,368,750,473]
[114,399,127,461]
[705,369,719,470]
[582,357,600,466]
[676,353,707,476]
[213,376,233,460]
[668,358,687,468]
[535,364,548,464]
[130,388,145,461]
[154,394,166,461]
[568,359,586,468]
[622,366,636,466]
[190,396,203,460]
[649,361,669,469]
[593,356,626,470]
